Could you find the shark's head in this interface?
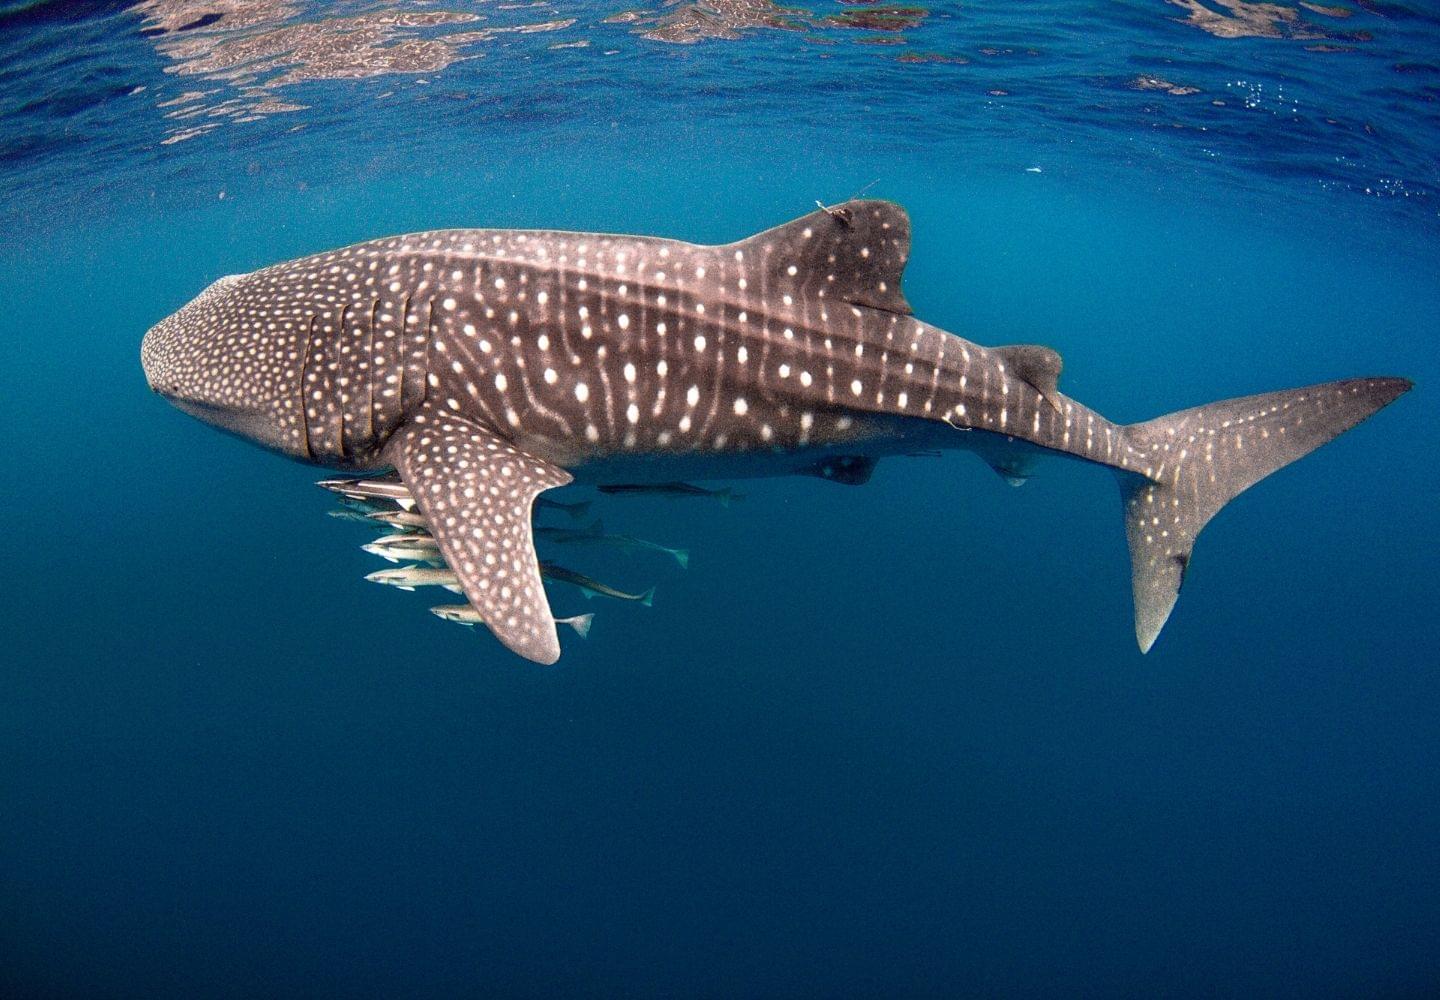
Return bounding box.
[142,271,310,459]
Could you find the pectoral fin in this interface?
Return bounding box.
[384,404,573,664]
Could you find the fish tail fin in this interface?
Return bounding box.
[719,490,744,508]
[672,548,690,570]
[640,587,656,608]
[1118,376,1410,653]
[563,613,594,639]
[570,501,592,521]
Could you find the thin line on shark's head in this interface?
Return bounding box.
[850,178,881,201]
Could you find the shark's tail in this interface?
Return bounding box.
[1118,376,1411,652]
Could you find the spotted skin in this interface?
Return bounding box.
[1118,380,1404,650]
[385,405,572,664]
[142,199,1411,662]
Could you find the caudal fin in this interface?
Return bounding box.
[1119,376,1411,652]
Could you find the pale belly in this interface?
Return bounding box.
[561,415,1047,485]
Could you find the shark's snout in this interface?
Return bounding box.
[140,271,314,459]
[142,273,248,398]
[140,324,171,395]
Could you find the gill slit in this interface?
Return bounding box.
[422,298,435,408]
[365,298,378,443]
[298,313,316,461]
[395,294,411,416]
[336,301,350,459]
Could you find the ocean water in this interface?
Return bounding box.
[2,1,1438,996]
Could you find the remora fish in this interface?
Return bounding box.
[142,199,1411,663]
[432,604,594,638]
[365,509,430,531]
[365,564,464,593]
[328,508,382,526]
[537,520,690,569]
[335,481,588,526]
[317,475,417,511]
[597,481,743,506]
[369,560,650,605]
[336,495,391,515]
[362,533,441,563]
[538,562,656,605]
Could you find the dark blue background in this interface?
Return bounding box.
[2,3,1437,996]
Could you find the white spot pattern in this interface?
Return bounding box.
[386,404,571,664]
[141,200,1408,664]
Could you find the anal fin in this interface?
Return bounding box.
[985,455,1035,487]
[799,454,878,486]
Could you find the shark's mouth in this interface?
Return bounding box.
[165,396,300,459]
[168,396,235,418]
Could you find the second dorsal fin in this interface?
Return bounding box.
[995,344,1064,411]
[728,199,913,315]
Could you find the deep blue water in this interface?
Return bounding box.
[2,2,1439,996]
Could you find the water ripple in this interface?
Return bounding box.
[0,0,1435,228]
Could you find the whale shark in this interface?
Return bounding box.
[141,200,1410,664]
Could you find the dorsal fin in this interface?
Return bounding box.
[728,199,912,314]
[995,344,1064,411]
